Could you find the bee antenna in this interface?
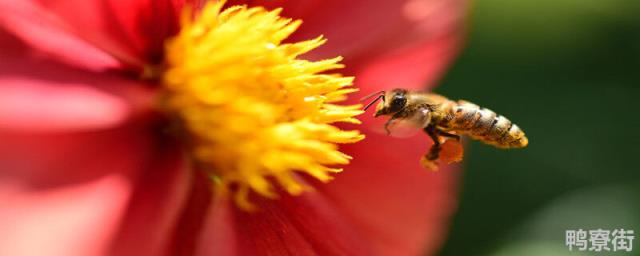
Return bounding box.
[363,94,385,111]
[360,90,385,102]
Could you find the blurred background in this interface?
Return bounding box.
[435,0,640,255]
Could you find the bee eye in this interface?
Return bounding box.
[389,95,407,111]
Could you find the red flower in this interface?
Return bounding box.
[0,0,467,255]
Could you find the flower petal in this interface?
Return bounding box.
[354,32,461,91]
[321,131,460,256]
[272,191,373,255]
[191,193,316,256]
[192,190,372,256]
[0,4,121,71]
[255,0,467,90]
[0,126,156,256]
[191,193,236,256]
[108,143,191,256]
[0,0,200,68]
[0,51,154,133]
[0,176,131,256]
[167,170,227,256]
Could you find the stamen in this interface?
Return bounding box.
[159,1,364,209]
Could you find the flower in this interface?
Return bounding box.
[0,0,467,255]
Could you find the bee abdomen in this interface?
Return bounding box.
[448,101,481,129]
[448,102,528,148]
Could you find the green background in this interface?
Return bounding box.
[436,0,640,255]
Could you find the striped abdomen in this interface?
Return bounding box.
[439,100,528,148]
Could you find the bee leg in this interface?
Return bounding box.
[384,119,393,135]
[437,130,460,141]
[384,113,403,135]
[424,125,442,161]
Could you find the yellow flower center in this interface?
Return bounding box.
[160,1,364,209]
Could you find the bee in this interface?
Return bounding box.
[363,88,528,170]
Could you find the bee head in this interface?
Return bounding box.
[362,89,408,117]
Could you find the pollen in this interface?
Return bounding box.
[160,1,364,209]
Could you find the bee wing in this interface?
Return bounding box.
[383,118,423,138]
[371,107,430,137]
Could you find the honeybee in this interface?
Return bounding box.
[363,89,528,170]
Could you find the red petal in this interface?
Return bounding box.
[191,193,317,256]
[190,188,375,255]
[0,3,122,71]
[191,193,236,256]
[322,131,460,256]
[0,176,131,256]
[251,0,467,90]
[0,126,157,256]
[354,32,461,91]
[272,192,373,255]
[108,143,191,256]
[0,50,154,133]
[168,171,216,256]
[0,0,193,68]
